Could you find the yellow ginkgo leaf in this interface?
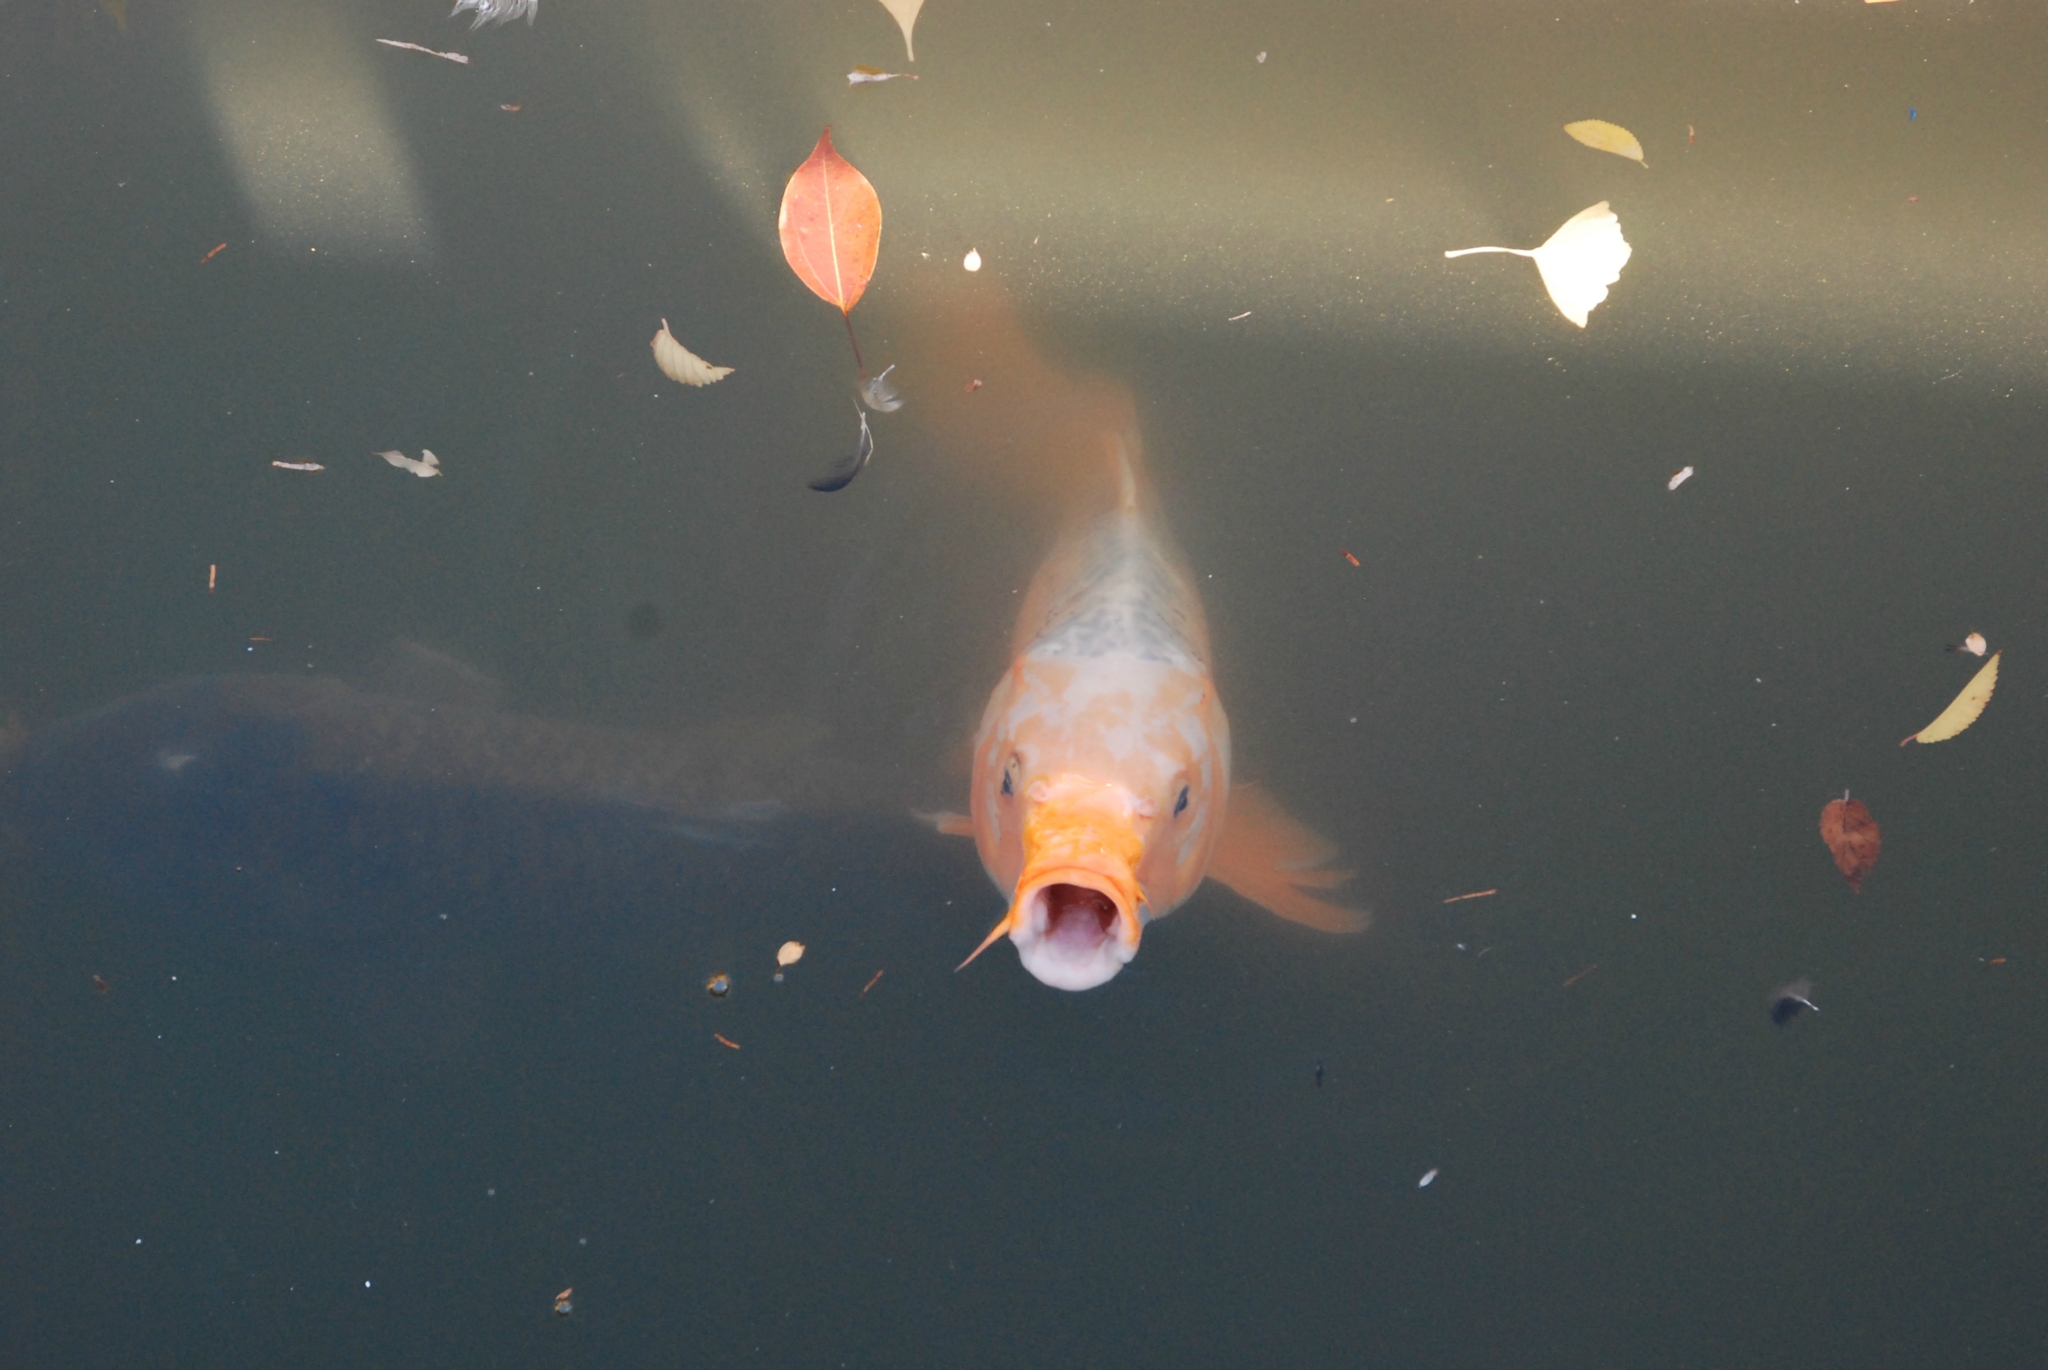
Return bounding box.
[1564,119,1646,167]
[878,0,925,61]
[1445,202,1633,328]
[1901,651,2000,745]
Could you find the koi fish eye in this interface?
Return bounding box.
[1002,756,1019,799]
[1174,785,1190,817]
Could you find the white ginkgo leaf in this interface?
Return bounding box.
[651,320,734,387]
[878,0,924,61]
[1444,201,1633,328]
[376,449,442,478]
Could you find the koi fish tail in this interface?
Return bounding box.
[893,277,1137,512]
[1205,783,1369,933]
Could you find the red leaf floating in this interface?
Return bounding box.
[1818,796,1881,893]
[778,128,881,316]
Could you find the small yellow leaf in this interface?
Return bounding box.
[1564,119,1646,167]
[776,940,806,967]
[1902,651,2000,745]
[878,0,925,61]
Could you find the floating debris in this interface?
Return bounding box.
[1446,202,1632,328]
[859,969,885,997]
[1441,888,1496,904]
[705,972,731,999]
[963,247,982,272]
[877,0,924,61]
[1901,652,2000,746]
[713,1033,741,1050]
[373,38,469,64]
[808,405,874,493]
[376,449,441,478]
[1418,1168,1439,1188]
[201,242,227,264]
[859,363,903,412]
[1668,465,1693,491]
[1564,119,1646,167]
[553,1288,573,1317]
[1771,979,1819,1025]
[847,65,917,85]
[1819,794,1880,892]
[650,319,733,387]
[1948,631,1988,657]
[776,941,806,967]
[272,460,324,472]
[451,0,537,29]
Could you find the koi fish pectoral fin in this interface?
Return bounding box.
[913,809,977,838]
[1205,783,1368,934]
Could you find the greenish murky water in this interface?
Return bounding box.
[4,0,2046,1364]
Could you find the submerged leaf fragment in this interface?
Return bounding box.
[1564,119,1647,166]
[1902,651,2000,745]
[1445,202,1632,328]
[650,320,734,387]
[808,405,874,492]
[1771,979,1819,1025]
[859,363,903,412]
[1818,796,1881,892]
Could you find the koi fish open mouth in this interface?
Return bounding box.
[960,859,1145,992]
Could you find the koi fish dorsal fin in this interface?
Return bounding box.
[914,809,976,838]
[1205,783,1368,934]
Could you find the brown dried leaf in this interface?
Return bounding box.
[1819,796,1881,893]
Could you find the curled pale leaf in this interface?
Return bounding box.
[1902,651,2000,745]
[650,320,733,387]
[1819,797,1881,892]
[1445,202,1632,328]
[878,0,924,61]
[1564,119,1646,167]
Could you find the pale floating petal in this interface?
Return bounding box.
[963,247,982,272]
[1961,631,1987,656]
[1902,651,2000,745]
[1668,465,1694,491]
[376,449,441,478]
[878,0,924,61]
[1564,119,1646,166]
[651,319,734,387]
[1444,201,1632,328]
[776,940,806,967]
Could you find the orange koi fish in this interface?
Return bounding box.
[941,409,1365,990]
